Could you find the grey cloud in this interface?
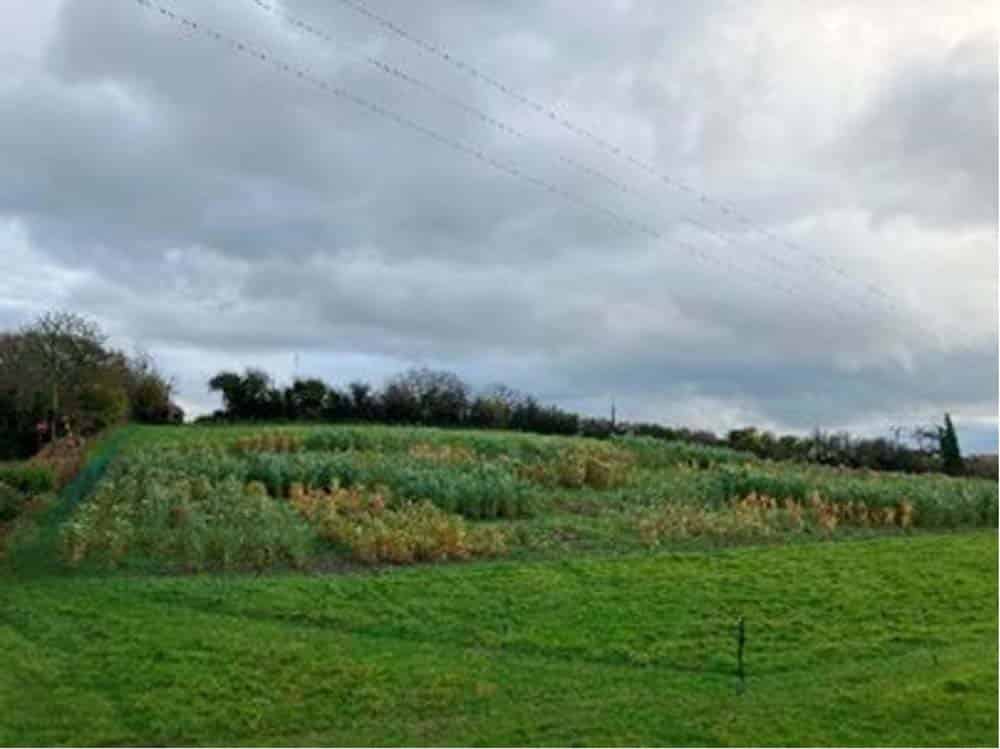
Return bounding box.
[833,33,998,231]
[0,0,995,450]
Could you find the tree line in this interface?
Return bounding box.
[0,310,986,478]
[203,366,986,479]
[206,368,580,435]
[0,311,182,458]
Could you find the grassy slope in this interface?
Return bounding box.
[1,532,996,746]
[1,425,996,746]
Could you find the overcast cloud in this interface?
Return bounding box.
[1,0,996,450]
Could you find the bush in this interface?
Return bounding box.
[77,381,129,434]
[965,455,998,481]
[31,436,88,487]
[0,463,56,495]
[0,482,26,522]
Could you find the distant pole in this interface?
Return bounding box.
[611,399,616,428]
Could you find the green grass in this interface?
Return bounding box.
[0,462,56,495]
[1,533,996,746]
[1,424,996,745]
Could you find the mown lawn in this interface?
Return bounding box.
[1,532,996,746]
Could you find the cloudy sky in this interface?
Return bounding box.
[1,0,997,450]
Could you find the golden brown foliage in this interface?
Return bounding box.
[233,433,303,454]
[31,435,87,488]
[519,444,634,490]
[639,491,917,547]
[285,483,506,564]
[407,442,476,465]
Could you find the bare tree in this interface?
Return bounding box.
[910,425,942,455]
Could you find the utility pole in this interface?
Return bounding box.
[611,399,616,428]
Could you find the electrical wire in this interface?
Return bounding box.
[132,0,863,328]
[320,0,898,313]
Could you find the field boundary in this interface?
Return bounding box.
[1,426,134,578]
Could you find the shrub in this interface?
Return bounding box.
[0,463,56,495]
[77,381,129,433]
[30,436,87,487]
[0,482,26,522]
[965,454,998,481]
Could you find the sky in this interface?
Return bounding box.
[1,0,997,451]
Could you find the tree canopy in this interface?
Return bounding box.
[0,311,182,458]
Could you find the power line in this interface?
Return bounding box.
[132,0,859,328]
[240,0,879,322]
[247,0,842,304]
[320,0,897,313]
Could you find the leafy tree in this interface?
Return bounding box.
[510,397,577,435]
[580,417,617,439]
[382,368,469,426]
[348,381,378,421]
[381,379,421,423]
[510,396,541,432]
[208,372,244,416]
[469,395,511,429]
[0,313,181,457]
[242,369,283,420]
[209,369,283,420]
[940,413,964,476]
[321,387,353,421]
[15,311,111,439]
[129,376,177,423]
[286,378,328,421]
[77,380,129,433]
[123,350,179,423]
[728,427,759,454]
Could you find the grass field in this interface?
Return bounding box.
[1,424,996,746]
